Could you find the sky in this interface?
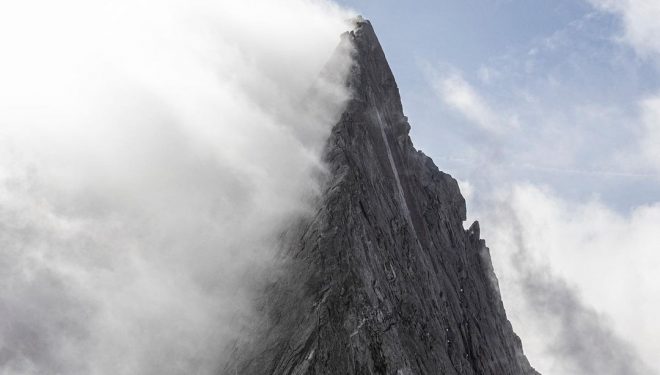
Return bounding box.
[338,0,660,374]
[1,1,658,374]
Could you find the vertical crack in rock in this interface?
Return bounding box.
[373,105,422,255]
[226,18,539,375]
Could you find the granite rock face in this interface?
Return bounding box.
[229,20,538,375]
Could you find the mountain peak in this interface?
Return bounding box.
[347,17,378,46]
[343,18,404,117]
[228,20,538,375]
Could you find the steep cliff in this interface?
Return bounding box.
[229,19,538,375]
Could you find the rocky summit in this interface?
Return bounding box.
[228,19,538,375]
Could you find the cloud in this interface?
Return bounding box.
[0,1,354,374]
[425,63,660,191]
[587,0,660,60]
[586,1,660,173]
[424,18,660,371]
[477,184,660,374]
[440,69,660,372]
[640,96,660,171]
[431,70,518,134]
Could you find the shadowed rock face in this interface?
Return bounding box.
[228,20,538,375]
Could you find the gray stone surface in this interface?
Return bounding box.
[226,20,538,375]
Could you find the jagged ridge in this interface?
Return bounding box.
[228,19,538,375]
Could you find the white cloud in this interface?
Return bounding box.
[432,71,518,134]
[588,0,660,60]
[0,1,354,374]
[476,184,660,374]
[640,96,660,171]
[477,65,502,84]
[430,19,660,371]
[586,0,660,172]
[421,4,660,374]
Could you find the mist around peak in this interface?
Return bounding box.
[0,1,355,374]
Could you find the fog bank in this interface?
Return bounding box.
[0,1,354,374]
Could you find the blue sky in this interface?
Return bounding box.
[338,1,660,374]
[339,0,660,210]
